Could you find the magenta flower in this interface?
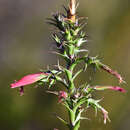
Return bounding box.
[109,86,126,92]
[11,72,48,88]
[94,86,126,93]
[100,65,124,83]
[58,91,67,103]
[19,86,24,96]
[11,72,48,95]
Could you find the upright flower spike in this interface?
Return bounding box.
[10,0,126,129]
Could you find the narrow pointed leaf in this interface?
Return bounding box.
[72,69,83,81]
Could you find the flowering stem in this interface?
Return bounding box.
[10,0,126,129]
[68,103,80,130]
[67,65,83,130]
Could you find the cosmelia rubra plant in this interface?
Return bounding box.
[10,0,126,130]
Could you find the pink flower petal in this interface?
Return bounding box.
[11,72,48,88]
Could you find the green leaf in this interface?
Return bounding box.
[74,109,84,125]
[87,98,102,109]
[49,79,55,88]
[52,34,61,43]
[63,102,73,113]
[55,76,68,88]
[46,90,58,95]
[80,117,90,120]
[65,29,72,41]
[52,51,70,62]
[68,44,75,56]
[65,69,72,80]
[73,97,88,113]
[84,63,88,71]
[51,70,61,74]
[72,69,83,81]
[77,38,87,47]
[54,114,69,127]
[40,78,49,82]
[75,49,88,53]
[79,82,88,90]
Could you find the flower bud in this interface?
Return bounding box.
[58,91,67,102]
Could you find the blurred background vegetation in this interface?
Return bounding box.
[0,0,129,130]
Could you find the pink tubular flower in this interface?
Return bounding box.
[11,72,48,88]
[58,91,67,103]
[101,108,110,124]
[94,86,126,93]
[10,72,48,96]
[100,65,124,84]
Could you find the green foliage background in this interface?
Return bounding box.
[0,0,129,130]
